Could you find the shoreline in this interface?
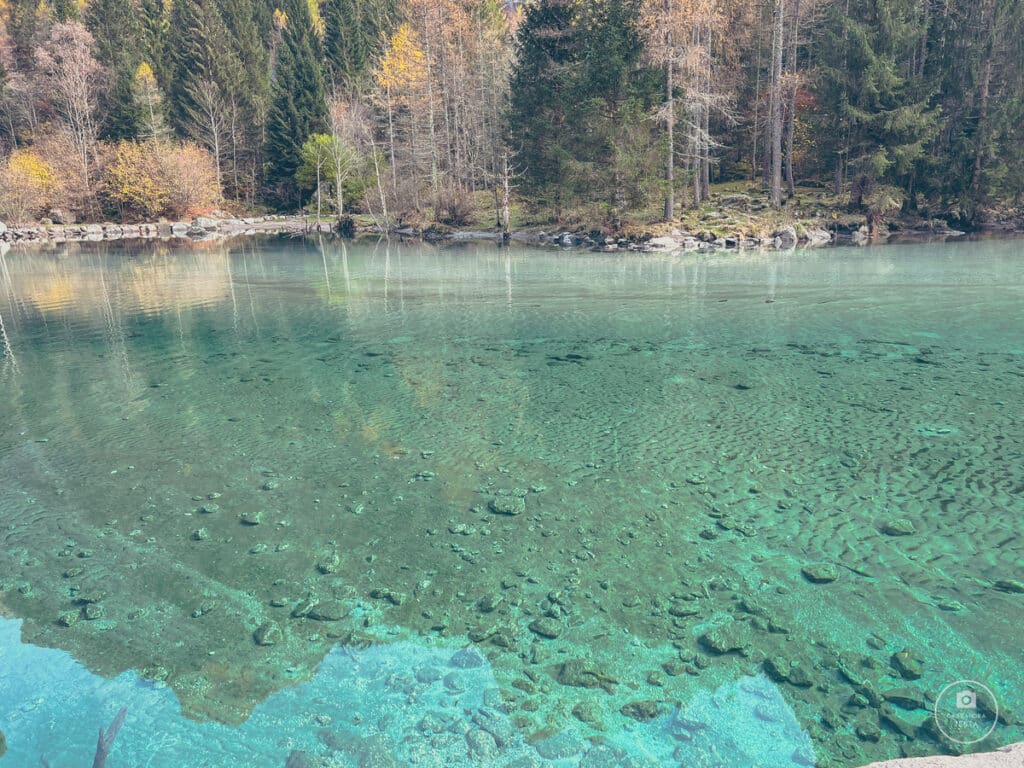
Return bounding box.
[0,212,1019,252]
[859,742,1024,767]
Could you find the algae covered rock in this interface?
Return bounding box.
[801,563,839,583]
[557,659,617,691]
[572,700,601,722]
[528,617,562,639]
[698,621,752,654]
[369,587,406,605]
[306,600,348,621]
[316,550,341,574]
[994,579,1024,594]
[891,648,924,680]
[854,719,882,742]
[465,728,500,761]
[489,496,526,516]
[882,686,927,710]
[619,700,666,722]
[450,647,486,668]
[534,731,586,759]
[764,656,814,687]
[254,621,281,645]
[881,518,916,536]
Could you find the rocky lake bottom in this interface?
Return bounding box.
[0,237,1022,767]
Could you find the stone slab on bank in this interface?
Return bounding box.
[860,742,1024,768]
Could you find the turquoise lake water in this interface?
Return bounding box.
[0,237,1022,767]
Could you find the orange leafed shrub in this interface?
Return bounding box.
[0,149,58,224]
[103,140,220,220]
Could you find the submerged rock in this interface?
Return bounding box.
[855,719,882,742]
[994,579,1024,594]
[253,621,281,646]
[534,731,585,759]
[477,593,503,613]
[557,659,617,691]
[882,686,927,710]
[801,563,839,583]
[306,600,348,621]
[891,648,924,680]
[572,701,601,723]
[699,621,751,654]
[620,700,666,722]
[369,588,406,606]
[316,551,341,574]
[465,728,499,760]
[489,496,526,516]
[764,657,814,687]
[881,518,916,536]
[450,647,486,668]
[528,617,562,639]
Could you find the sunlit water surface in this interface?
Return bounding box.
[0,237,1022,767]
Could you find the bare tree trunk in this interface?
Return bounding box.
[501,151,511,240]
[385,83,398,196]
[784,0,801,197]
[917,0,930,78]
[421,11,441,201]
[691,116,701,205]
[970,57,992,198]
[970,0,995,203]
[701,50,710,200]
[369,131,389,226]
[769,0,785,207]
[751,0,763,181]
[315,159,322,228]
[663,0,675,220]
[664,57,675,219]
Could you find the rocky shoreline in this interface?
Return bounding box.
[859,741,1023,767]
[0,214,334,245]
[0,212,1014,252]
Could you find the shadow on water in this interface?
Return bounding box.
[0,617,815,767]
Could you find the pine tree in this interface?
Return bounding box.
[324,0,399,87]
[51,0,80,22]
[140,0,171,88]
[508,0,580,207]
[168,0,255,195]
[86,0,144,140]
[816,0,938,218]
[509,0,657,217]
[265,0,329,208]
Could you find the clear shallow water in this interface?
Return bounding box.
[0,237,1022,767]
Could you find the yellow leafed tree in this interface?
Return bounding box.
[376,23,428,99]
[102,140,219,220]
[0,150,58,224]
[133,61,170,140]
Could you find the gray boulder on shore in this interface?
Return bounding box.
[859,742,1024,768]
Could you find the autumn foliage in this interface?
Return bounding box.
[0,150,58,224]
[102,140,220,220]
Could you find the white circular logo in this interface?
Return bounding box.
[933,679,999,745]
